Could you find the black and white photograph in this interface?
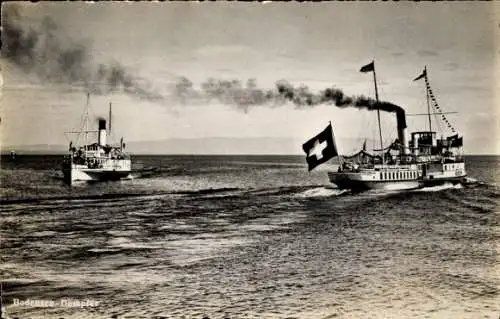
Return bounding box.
[1,1,499,318]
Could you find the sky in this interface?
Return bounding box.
[1,2,499,154]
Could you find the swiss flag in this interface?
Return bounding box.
[302,124,338,171]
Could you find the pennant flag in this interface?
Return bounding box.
[302,124,338,171]
[360,61,375,73]
[414,68,427,81]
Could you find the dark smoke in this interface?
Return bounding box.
[3,5,406,126]
[172,77,407,128]
[2,5,163,101]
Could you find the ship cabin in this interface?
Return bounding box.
[408,131,464,164]
[66,142,129,168]
[407,130,465,181]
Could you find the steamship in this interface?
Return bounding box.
[327,63,466,191]
[62,94,131,184]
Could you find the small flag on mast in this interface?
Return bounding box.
[360,61,375,73]
[413,67,427,81]
[302,123,338,171]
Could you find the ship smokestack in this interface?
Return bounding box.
[98,119,107,146]
[396,109,409,155]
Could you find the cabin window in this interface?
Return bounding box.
[380,173,383,180]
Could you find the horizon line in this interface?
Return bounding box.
[1,152,499,157]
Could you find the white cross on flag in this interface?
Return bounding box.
[302,123,338,171]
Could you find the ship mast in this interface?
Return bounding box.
[109,102,112,137]
[424,66,432,132]
[84,92,90,151]
[372,62,384,162]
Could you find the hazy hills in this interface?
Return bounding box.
[2,137,304,155]
[2,137,495,155]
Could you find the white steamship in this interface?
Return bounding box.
[62,94,131,185]
[327,63,466,191]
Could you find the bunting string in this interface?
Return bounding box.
[424,76,456,133]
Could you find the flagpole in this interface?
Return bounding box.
[372,61,384,163]
[330,120,343,169]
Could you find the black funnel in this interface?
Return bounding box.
[98,119,106,130]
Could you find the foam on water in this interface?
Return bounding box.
[294,186,347,198]
[104,237,160,250]
[415,182,463,192]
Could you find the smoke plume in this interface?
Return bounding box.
[2,5,163,101]
[3,5,406,127]
[172,77,407,128]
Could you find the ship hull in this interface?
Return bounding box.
[63,161,131,185]
[328,171,467,191]
[328,172,420,191]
